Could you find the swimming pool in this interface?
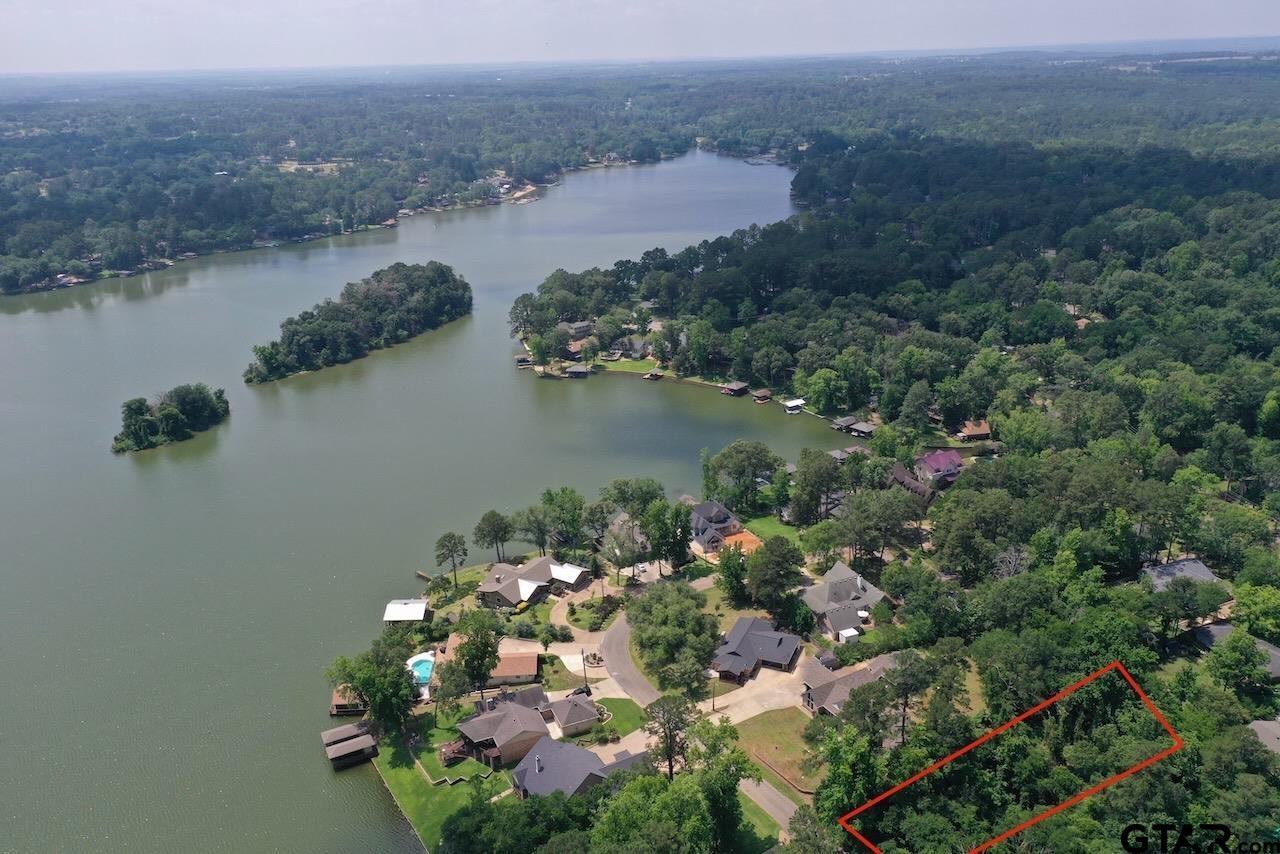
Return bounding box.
[406,651,435,686]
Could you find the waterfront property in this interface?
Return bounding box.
[889,461,935,501]
[383,598,432,624]
[453,696,550,768]
[720,380,749,396]
[476,555,591,608]
[557,319,595,340]
[712,617,801,684]
[565,363,592,378]
[511,736,646,799]
[832,416,876,437]
[751,388,772,403]
[1142,558,1223,592]
[406,651,437,699]
[956,419,991,441]
[686,497,744,559]
[321,721,379,769]
[801,652,899,716]
[914,449,963,486]
[435,635,541,688]
[329,684,367,716]
[783,398,806,414]
[800,561,886,643]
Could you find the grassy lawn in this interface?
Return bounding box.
[597,357,659,374]
[962,659,987,715]
[744,514,802,547]
[702,585,770,633]
[373,737,503,850]
[673,559,717,582]
[598,698,645,736]
[540,654,602,691]
[412,706,489,781]
[566,594,623,632]
[736,791,782,854]
[736,708,821,803]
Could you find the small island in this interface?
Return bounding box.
[243,261,473,383]
[111,384,230,453]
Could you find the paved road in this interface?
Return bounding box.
[599,613,660,706]
[740,777,798,839]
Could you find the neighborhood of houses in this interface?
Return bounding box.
[322,446,1280,848]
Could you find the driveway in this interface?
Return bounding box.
[739,777,798,839]
[600,613,660,706]
[695,660,810,724]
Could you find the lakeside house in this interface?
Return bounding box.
[321,720,378,769]
[557,320,594,340]
[889,461,935,501]
[720,380,749,396]
[1194,623,1280,681]
[382,598,432,625]
[436,635,541,688]
[1142,558,1223,592]
[511,736,646,799]
[914,449,963,486]
[956,419,991,441]
[711,616,801,684]
[454,697,550,768]
[685,498,744,558]
[801,652,898,716]
[476,556,591,609]
[800,561,886,643]
[547,694,602,737]
[832,416,876,438]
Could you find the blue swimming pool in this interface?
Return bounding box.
[409,655,434,685]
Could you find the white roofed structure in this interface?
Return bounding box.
[383,599,431,623]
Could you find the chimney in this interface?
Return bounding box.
[535,754,542,773]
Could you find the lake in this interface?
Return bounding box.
[0,150,844,852]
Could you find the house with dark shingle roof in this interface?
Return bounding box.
[687,498,743,559]
[477,556,590,608]
[1143,558,1223,593]
[801,561,886,642]
[547,694,601,737]
[511,736,647,799]
[802,652,898,716]
[712,617,801,684]
[1248,719,1280,755]
[456,698,550,767]
[1194,622,1280,681]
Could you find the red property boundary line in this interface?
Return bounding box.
[837,660,1184,853]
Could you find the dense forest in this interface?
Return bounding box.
[242,261,471,382]
[8,53,1280,292]
[111,383,229,452]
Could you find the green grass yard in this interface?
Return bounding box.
[701,584,770,633]
[373,737,503,850]
[540,654,603,691]
[736,708,821,804]
[744,514,802,547]
[596,357,659,373]
[736,791,782,853]
[598,698,645,736]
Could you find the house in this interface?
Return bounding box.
[474,685,550,713]
[957,420,991,441]
[828,449,850,464]
[751,389,772,403]
[783,398,806,414]
[456,698,551,767]
[565,363,592,378]
[557,320,594,340]
[712,617,801,684]
[477,556,591,608]
[511,736,647,798]
[321,721,378,769]
[801,561,886,643]
[1248,719,1280,755]
[801,652,899,716]
[1142,558,1223,593]
[566,339,585,361]
[720,380,749,396]
[436,636,542,688]
[606,510,649,553]
[546,695,601,737]
[914,449,963,486]
[614,335,649,359]
[687,499,743,558]
[889,461,934,501]
[382,598,432,624]
[1194,623,1280,681]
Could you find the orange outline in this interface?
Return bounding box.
[837,660,1184,853]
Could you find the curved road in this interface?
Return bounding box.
[599,613,660,706]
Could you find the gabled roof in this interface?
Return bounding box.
[918,449,963,473]
[713,617,800,676]
[1143,559,1222,592]
[511,737,646,797]
[457,699,549,749]
[691,500,735,526]
[478,556,583,606]
[801,561,885,618]
[804,652,898,715]
[550,695,600,728]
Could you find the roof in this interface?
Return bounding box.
[324,733,377,760]
[713,617,801,676]
[889,462,934,499]
[457,699,549,749]
[721,380,749,391]
[550,695,600,728]
[383,599,430,621]
[565,364,592,375]
[691,500,735,526]
[801,561,886,620]
[1248,719,1280,754]
[478,555,585,606]
[751,389,772,399]
[832,415,860,428]
[918,449,963,473]
[783,398,806,408]
[321,721,370,746]
[476,685,549,713]
[850,421,876,434]
[1143,559,1223,592]
[512,736,609,797]
[491,651,540,680]
[959,419,991,437]
[1194,622,1280,680]
[804,652,898,714]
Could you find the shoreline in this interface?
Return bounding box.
[6,150,791,298]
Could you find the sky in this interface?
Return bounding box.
[3,0,1280,74]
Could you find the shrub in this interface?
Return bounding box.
[567,602,577,617]
[514,620,535,639]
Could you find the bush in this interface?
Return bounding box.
[514,620,535,639]
[567,602,577,617]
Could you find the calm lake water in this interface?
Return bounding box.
[0,151,843,853]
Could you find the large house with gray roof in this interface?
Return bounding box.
[801,652,899,716]
[1142,558,1223,593]
[1194,622,1280,682]
[476,555,590,609]
[686,498,743,558]
[511,736,647,799]
[801,561,886,643]
[455,697,550,767]
[711,616,801,683]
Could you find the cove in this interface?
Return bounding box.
[0,150,845,852]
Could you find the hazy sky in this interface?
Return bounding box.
[3,0,1279,74]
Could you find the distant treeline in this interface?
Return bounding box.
[112,383,229,453]
[243,262,472,383]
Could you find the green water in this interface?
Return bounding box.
[0,151,843,852]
